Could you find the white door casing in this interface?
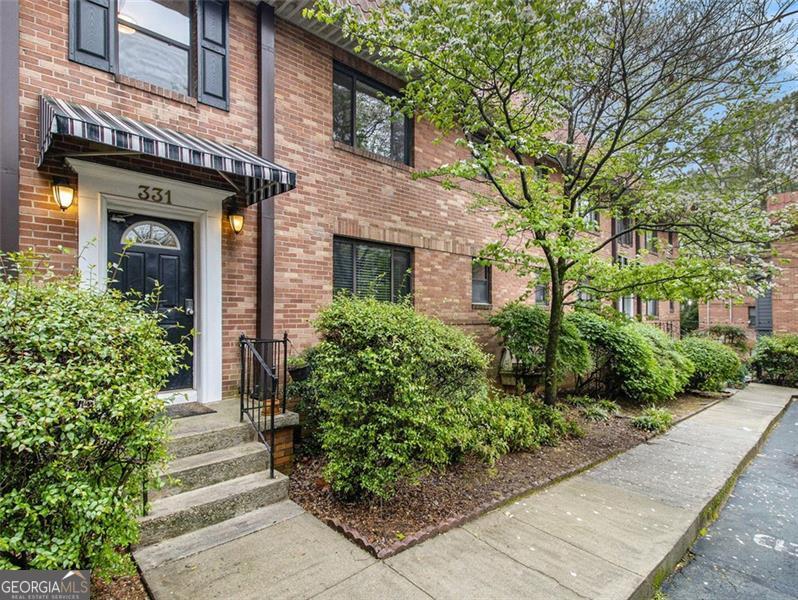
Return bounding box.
[68,158,226,404]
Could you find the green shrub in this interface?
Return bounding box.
[751,334,798,386]
[0,253,181,570]
[571,311,685,404]
[676,336,742,392]
[704,324,750,353]
[490,303,592,387]
[632,407,674,433]
[310,295,493,498]
[628,321,695,396]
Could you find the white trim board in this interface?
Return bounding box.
[68,158,227,404]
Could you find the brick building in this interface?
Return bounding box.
[698,191,797,339]
[0,0,680,407]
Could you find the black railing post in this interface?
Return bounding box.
[239,333,246,423]
[282,330,288,413]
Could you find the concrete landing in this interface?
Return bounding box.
[141,384,795,600]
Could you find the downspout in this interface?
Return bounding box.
[0,0,19,254]
[257,2,276,340]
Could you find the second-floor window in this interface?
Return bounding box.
[333,238,412,303]
[117,0,191,95]
[616,216,634,246]
[332,63,413,164]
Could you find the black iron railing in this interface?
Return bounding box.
[239,333,288,478]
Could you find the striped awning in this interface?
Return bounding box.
[38,95,296,203]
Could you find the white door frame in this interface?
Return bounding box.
[68,158,227,404]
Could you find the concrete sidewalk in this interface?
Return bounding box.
[140,383,795,600]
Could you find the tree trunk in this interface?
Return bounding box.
[543,277,564,405]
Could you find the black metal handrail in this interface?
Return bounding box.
[239,333,289,478]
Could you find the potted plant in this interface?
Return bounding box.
[287,351,312,382]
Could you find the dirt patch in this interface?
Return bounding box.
[618,391,733,422]
[289,415,651,558]
[92,573,148,600]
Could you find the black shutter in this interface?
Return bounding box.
[69,0,115,72]
[197,0,229,110]
[333,239,354,294]
[755,290,773,334]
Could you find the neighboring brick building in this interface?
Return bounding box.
[698,191,798,339]
[1,0,680,407]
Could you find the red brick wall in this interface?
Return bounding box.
[17,0,261,396]
[699,192,798,338]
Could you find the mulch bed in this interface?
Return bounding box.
[289,413,652,558]
[92,573,148,600]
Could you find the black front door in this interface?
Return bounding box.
[108,212,195,390]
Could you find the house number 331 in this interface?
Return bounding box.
[138,185,172,204]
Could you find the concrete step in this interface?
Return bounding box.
[152,442,269,500]
[138,471,289,547]
[134,500,304,571]
[168,422,254,459]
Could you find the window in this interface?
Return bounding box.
[669,300,675,313]
[118,0,191,95]
[642,230,657,254]
[646,299,659,317]
[618,295,636,317]
[472,263,491,305]
[122,221,181,249]
[748,305,757,327]
[535,284,548,305]
[69,0,229,108]
[577,198,599,229]
[616,216,634,246]
[332,63,413,164]
[333,238,412,302]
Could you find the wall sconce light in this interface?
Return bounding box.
[228,207,245,234]
[52,178,75,211]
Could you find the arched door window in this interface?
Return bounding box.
[121,220,181,250]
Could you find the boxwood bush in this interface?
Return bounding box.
[489,303,592,387]
[0,253,181,571]
[751,334,798,386]
[305,295,578,499]
[676,336,742,392]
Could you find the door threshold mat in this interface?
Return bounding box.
[166,402,217,419]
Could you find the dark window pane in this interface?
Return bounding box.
[333,70,353,144]
[471,263,490,304]
[355,81,407,161]
[118,0,190,45]
[118,28,189,93]
[392,249,412,300]
[333,239,354,294]
[356,245,391,301]
[535,284,548,304]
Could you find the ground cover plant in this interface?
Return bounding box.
[676,336,742,392]
[632,407,675,433]
[751,334,798,386]
[0,252,181,571]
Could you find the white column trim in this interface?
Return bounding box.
[69,158,227,404]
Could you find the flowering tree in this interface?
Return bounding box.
[308,0,797,404]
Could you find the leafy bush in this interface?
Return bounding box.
[310,295,493,498]
[490,303,592,387]
[704,324,750,353]
[676,336,742,392]
[0,253,181,570]
[571,311,686,404]
[304,296,584,498]
[751,334,798,386]
[628,321,695,396]
[632,407,674,433]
